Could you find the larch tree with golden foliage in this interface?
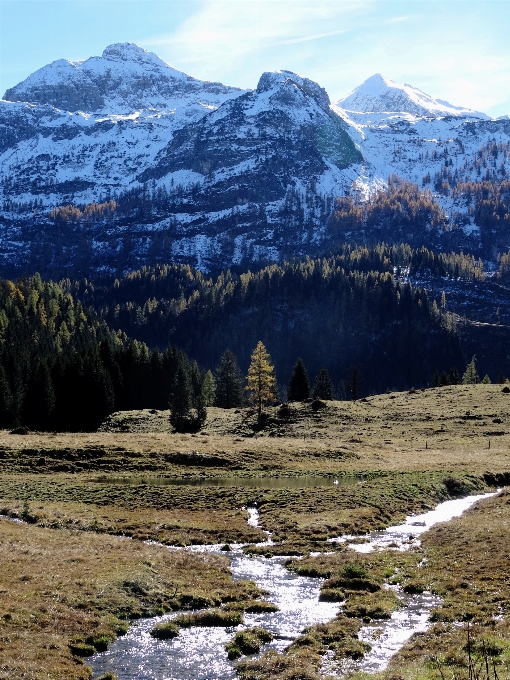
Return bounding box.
[246,341,277,420]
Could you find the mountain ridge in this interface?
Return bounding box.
[0,43,509,276]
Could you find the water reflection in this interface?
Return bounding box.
[92,475,359,489]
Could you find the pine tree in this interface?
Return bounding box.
[202,370,216,406]
[169,360,193,431]
[22,358,56,430]
[287,357,310,402]
[462,356,479,385]
[0,365,13,428]
[448,367,459,385]
[215,349,244,408]
[313,367,334,400]
[246,341,276,420]
[482,374,491,384]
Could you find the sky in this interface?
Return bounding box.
[0,0,509,117]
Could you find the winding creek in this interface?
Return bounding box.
[89,490,499,680]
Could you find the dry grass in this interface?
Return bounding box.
[383,489,510,680]
[1,386,510,476]
[1,385,510,678]
[0,518,261,680]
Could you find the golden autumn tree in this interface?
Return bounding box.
[246,341,277,420]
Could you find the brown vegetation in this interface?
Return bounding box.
[0,519,261,680]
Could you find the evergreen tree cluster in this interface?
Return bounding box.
[332,177,448,246]
[68,252,465,396]
[0,274,194,431]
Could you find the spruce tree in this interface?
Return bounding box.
[287,358,310,402]
[448,367,459,385]
[22,358,56,430]
[246,341,276,420]
[169,361,193,431]
[0,365,13,428]
[202,370,216,406]
[215,349,244,409]
[195,386,207,430]
[189,360,203,402]
[313,367,334,400]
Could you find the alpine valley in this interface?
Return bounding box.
[1,42,510,277]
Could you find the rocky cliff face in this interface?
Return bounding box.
[1,44,510,276]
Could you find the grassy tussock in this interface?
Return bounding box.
[0,499,264,546]
[225,627,273,660]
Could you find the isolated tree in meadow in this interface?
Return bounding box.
[246,341,276,420]
[462,356,479,385]
[169,355,207,431]
[287,357,310,402]
[313,367,334,400]
[215,349,244,409]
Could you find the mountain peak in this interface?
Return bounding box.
[257,70,330,110]
[100,42,180,73]
[338,74,488,119]
[2,42,241,113]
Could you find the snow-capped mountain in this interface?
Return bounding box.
[0,44,509,276]
[338,73,488,119]
[4,42,242,115]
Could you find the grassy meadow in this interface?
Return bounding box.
[1,384,509,679]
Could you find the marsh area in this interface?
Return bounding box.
[0,385,509,680]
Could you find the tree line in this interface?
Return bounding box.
[66,251,466,397]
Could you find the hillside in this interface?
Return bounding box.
[1,43,510,277]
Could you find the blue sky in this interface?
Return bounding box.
[1,0,509,116]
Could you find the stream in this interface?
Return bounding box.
[89,490,499,680]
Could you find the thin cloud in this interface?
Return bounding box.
[278,29,348,45]
[385,15,410,24]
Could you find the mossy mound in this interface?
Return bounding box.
[225,627,273,660]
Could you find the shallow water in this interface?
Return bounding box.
[89,509,338,679]
[322,586,442,677]
[322,490,499,677]
[92,475,359,489]
[89,491,499,680]
[328,491,499,553]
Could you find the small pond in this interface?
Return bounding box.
[91,475,361,489]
